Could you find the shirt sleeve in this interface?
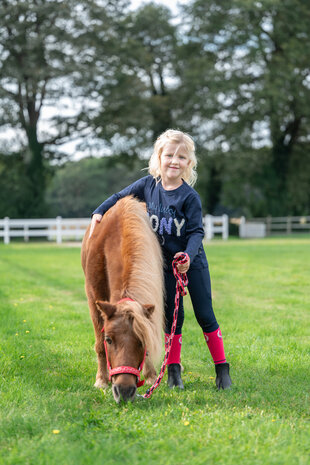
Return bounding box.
[92,176,148,216]
[184,193,205,263]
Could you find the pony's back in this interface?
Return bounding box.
[116,197,164,364]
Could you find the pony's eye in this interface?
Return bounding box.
[105,337,112,345]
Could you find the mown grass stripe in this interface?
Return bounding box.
[0,239,309,465]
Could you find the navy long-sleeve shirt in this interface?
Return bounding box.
[92,176,208,270]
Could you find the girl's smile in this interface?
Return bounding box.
[160,143,190,189]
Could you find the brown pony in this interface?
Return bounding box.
[81,196,164,403]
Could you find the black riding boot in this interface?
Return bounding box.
[167,363,184,389]
[215,363,232,390]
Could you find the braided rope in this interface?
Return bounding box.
[142,253,189,399]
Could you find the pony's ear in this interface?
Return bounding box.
[142,304,155,319]
[96,301,116,319]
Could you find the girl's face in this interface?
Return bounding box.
[160,142,190,185]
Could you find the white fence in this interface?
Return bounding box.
[239,215,310,237]
[203,214,229,240]
[239,217,266,238]
[0,217,90,244]
[3,214,308,244]
[0,214,230,244]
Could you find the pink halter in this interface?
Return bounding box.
[101,298,146,387]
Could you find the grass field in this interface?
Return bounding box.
[0,238,309,465]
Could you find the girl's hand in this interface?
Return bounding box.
[89,214,102,238]
[173,252,190,273]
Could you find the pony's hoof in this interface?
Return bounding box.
[94,378,108,389]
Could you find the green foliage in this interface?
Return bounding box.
[46,154,146,217]
[0,0,130,216]
[0,0,77,215]
[1,0,310,217]
[180,0,310,215]
[80,2,179,146]
[0,152,55,218]
[0,154,25,217]
[0,239,309,464]
[0,153,37,218]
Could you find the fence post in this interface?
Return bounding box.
[24,225,29,242]
[47,225,53,241]
[287,216,292,234]
[4,217,10,244]
[266,216,272,236]
[222,214,228,240]
[56,216,62,244]
[239,216,245,238]
[205,215,213,240]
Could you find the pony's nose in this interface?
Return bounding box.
[113,384,136,403]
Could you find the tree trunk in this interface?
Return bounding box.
[272,115,301,172]
[25,125,46,217]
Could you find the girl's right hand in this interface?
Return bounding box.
[89,214,103,238]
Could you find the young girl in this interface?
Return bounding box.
[89,129,232,390]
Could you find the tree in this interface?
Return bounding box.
[2,0,310,219]
[75,2,180,154]
[179,0,310,215]
[0,152,33,217]
[46,154,145,217]
[0,0,128,216]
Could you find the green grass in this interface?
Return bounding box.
[0,238,309,465]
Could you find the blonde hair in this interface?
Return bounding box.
[148,129,198,186]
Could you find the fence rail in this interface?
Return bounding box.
[2,214,308,244]
[0,217,90,244]
[242,215,310,236]
[1,214,230,244]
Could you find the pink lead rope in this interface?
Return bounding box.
[142,252,189,399]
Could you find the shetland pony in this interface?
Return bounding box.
[81,196,164,403]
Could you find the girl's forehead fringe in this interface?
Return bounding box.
[156,131,194,144]
[155,136,195,155]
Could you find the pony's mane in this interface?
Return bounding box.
[117,196,164,364]
[119,303,161,365]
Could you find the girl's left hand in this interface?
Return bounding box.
[174,252,190,273]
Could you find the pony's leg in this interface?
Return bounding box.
[143,357,157,385]
[88,299,109,388]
